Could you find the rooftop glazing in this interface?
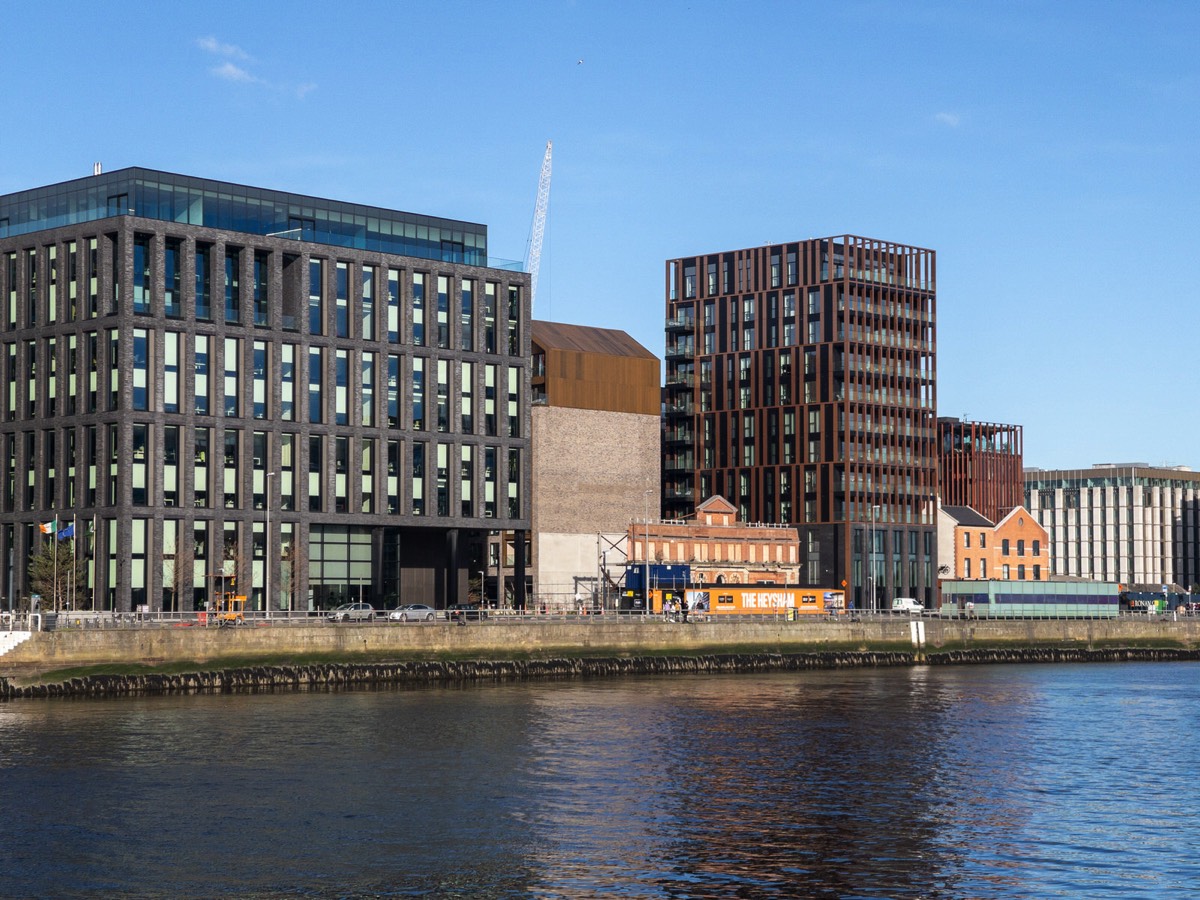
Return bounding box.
[0,167,489,266]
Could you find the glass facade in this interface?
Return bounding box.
[0,168,489,265]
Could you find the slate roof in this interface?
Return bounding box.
[941,505,995,528]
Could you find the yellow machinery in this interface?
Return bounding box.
[214,593,247,625]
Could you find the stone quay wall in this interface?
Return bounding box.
[3,615,1198,677]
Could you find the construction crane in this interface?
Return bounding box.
[526,140,552,315]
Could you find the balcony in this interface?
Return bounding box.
[665,484,695,500]
[665,453,695,471]
[664,400,694,417]
[665,372,695,389]
[665,316,695,332]
[664,427,693,446]
[665,343,695,360]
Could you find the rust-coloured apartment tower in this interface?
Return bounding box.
[937,418,1024,524]
[663,236,937,610]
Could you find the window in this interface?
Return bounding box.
[460,278,473,350]
[387,268,401,343]
[335,350,349,426]
[979,559,987,578]
[308,258,324,334]
[224,248,241,324]
[361,352,375,427]
[253,251,269,326]
[165,240,181,318]
[412,273,425,345]
[963,532,970,549]
[980,533,986,549]
[194,245,213,321]
[412,357,425,430]
[1033,564,1041,580]
[1017,539,1025,557]
[219,338,241,417]
[194,335,210,415]
[436,275,450,348]
[308,347,323,423]
[1002,538,1010,555]
[308,436,322,511]
[361,265,375,341]
[963,558,971,578]
[133,235,151,314]
[1018,564,1026,580]
[1033,539,1041,557]
[335,261,349,337]
[1002,564,1010,579]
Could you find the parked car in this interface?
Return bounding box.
[446,603,488,622]
[388,604,436,622]
[326,602,375,622]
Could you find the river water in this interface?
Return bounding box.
[2,661,1199,898]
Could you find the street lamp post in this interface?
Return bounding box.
[869,504,881,612]
[265,472,275,618]
[479,569,486,606]
[643,489,655,615]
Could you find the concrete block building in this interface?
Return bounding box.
[501,320,659,607]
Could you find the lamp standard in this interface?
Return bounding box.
[265,472,275,618]
[869,504,880,612]
[643,489,655,615]
[479,569,486,606]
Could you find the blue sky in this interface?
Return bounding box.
[1,1,1196,469]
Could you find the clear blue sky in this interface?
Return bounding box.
[1,1,1195,469]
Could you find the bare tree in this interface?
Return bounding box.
[279,540,307,613]
[27,538,86,612]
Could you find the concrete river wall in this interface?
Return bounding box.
[2,615,1198,697]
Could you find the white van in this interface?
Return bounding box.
[891,597,925,615]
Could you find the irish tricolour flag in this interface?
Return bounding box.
[39,519,56,535]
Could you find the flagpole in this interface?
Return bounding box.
[71,516,77,613]
[52,517,58,613]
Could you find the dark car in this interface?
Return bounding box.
[446,603,488,622]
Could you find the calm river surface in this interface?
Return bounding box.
[2,662,1199,898]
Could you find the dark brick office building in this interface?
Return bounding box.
[663,236,938,609]
[0,167,531,613]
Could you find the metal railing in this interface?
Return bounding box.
[21,606,1198,632]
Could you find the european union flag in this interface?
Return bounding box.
[57,524,74,541]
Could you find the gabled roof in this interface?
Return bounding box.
[697,495,737,515]
[994,505,1034,529]
[531,320,658,361]
[942,505,994,528]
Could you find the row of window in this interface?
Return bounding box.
[961,558,1042,580]
[962,532,1042,557]
[1,424,523,520]
[1,237,524,356]
[3,330,523,437]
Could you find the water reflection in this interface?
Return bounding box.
[1,664,1199,897]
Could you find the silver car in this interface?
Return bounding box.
[326,602,375,622]
[387,604,436,622]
